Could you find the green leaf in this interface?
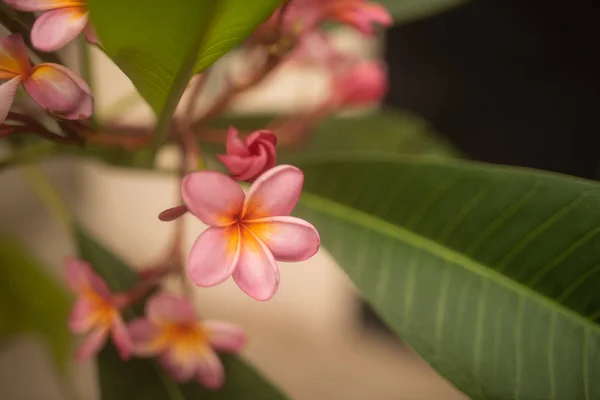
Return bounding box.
[0,238,71,368]
[87,0,281,115]
[292,155,600,400]
[75,227,287,400]
[376,0,468,22]
[205,109,460,160]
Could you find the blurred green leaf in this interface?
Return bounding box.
[0,238,71,368]
[206,109,460,160]
[376,0,468,22]
[75,227,287,400]
[293,155,600,399]
[87,0,281,116]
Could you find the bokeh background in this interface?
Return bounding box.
[2,0,599,399]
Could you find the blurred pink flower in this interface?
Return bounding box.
[216,126,277,183]
[0,34,93,123]
[322,0,392,35]
[128,293,246,389]
[65,258,131,360]
[171,164,320,301]
[332,61,387,106]
[3,0,97,51]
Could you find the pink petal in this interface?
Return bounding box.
[188,225,240,287]
[64,258,112,300]
[31,7,88,52]
[0,77,20,123]
[363,4,393,26]
[75,326,108,359]
[159,350,197,382]
[244,129,277,148]
[128,318,161,356]
[0,34,32,79]
[195,350,225,390]
[111,316,132,360]
[83,23,98,44]
[181,171,245,226]
[225,126,250,157]
[24,63,93,119]
[234,146,269,182]
[216,154,254,176]
[245,216,320,262]
[232,227,279,301]
[67,298,95,333]
[146,293,197,326]
[205,321,246,353]
[243,165,304,219]
[2,0,83,12]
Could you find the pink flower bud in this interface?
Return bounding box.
[323,0,392,36]
[332,61,388,106]
[216,126,278,183]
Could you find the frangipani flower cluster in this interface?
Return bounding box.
[0,34,93,123]
[4,0,97,51]
[66,259,246,389]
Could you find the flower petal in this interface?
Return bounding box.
[67,298,96,333]
[2,0,83,12]
[0,77,20,123]
[0,34,31,79]
[64,257,112,300]
[244,129,277,149]
[225,126,250,157]
[205,321,246,353]
[128,318,162,356]
[146,293,197,326]
[232,227,279,301]
[245,216,320,262]
[159,347,203,382]
[24,63,93,119]
[243,165,304,219]
[181,171,245,226]
[83,23,98,44]
[188,225,240,287]
[215,154,253,176]
[75,326,108,359]
[234,146,269,182]
[195,350,225,390]
[111,316,132,360]
[31,7,88,51]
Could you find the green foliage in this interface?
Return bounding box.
[75,227,287,400]
[376,0,468,22]
[293,155,600,400]
[87,0,282,115]
[0,238,71,368]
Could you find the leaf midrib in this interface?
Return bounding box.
[298,190,600,333]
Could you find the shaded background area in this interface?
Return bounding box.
[363,0,600,333]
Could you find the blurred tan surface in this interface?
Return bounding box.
[0,29,466,400]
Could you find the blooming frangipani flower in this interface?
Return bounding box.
[216,126,277,183]
[3,0,98,51]
[172,164,320,301]
[65,258,132,360]
[0,34,93,123]
[332,61,388,106]
[128,293,246,389]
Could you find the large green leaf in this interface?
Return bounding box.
[376,0,468,22]
[87,0,281,115]
[0,238,71,368]
[75,227,286,400]
[292,155,600,400]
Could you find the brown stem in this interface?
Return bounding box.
[3,113,84,145]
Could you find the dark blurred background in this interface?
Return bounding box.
[363,0,600,333]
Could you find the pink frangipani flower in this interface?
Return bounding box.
[172,164,320,301]
[65,258,132,360]
[216,126,277,183]
[3,0,98,51]
[0,34,93,123]
[128,293,246,389]
[332,61,388,106]
[323,0,392,35]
